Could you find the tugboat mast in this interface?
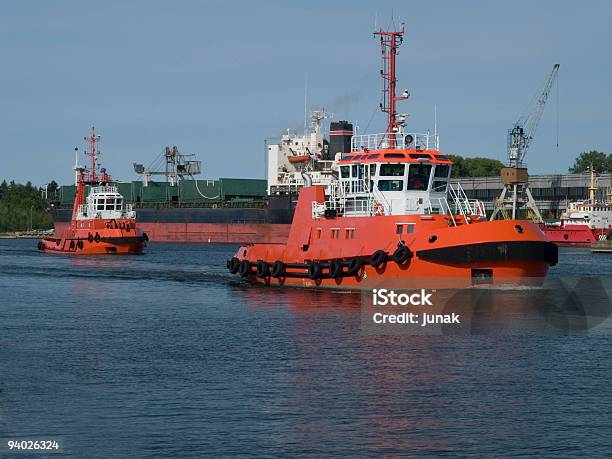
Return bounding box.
[84,127,101,184]
[374,23,408,147]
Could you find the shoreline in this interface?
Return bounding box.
[0,230,53,239]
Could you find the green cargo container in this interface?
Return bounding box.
[179,180,221,203]
[59,185,76,206]
[115,182,133,202]
[219,178,267,199]
[141,181,167,203]
[132,181,143,203]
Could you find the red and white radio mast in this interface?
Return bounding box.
[374,23,408,148]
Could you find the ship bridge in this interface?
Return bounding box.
[76,185,135,220]
[312,132,485,223]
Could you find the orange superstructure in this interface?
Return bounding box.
[39,128,147,255]
[226,23,557,289]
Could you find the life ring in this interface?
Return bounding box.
[271,260,285,278]
[239,260,252,277]
[370,250,387,268]
[372,202,384,216]
[392,244,412,264]
[77,240,84,250]
[94,233,101,243]
[347,257,363,276]
[307,261,322,280]
[88,233,94,243]
[256,261,271,277]
[329,260,343,279]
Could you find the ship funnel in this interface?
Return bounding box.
[328,121,353,159]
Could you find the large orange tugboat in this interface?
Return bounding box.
[39,128,148,255]
[227,24,557,289]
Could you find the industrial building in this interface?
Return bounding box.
[453,172,612,216]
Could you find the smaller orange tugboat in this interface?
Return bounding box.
[39,127,148,255]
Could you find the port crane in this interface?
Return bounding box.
[133,146,201,187]
[490,64,560,222]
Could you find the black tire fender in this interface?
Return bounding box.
[370,250,387,268]
[271,260,285,278]
[256,261,271,277]
[87,233,94,243]
[329,260,343,278]
[239,260,252,277]
[307,261,322,280]
[347,257,363,276]
[228,257,240,274]
[392,245,412,264]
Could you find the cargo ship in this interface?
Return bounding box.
[49,112,356,244]
[541,167,612,244]
[227,24,558,289]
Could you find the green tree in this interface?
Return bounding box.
[0,180,54,232]
[569,150,610,173]
[448,154,504,178]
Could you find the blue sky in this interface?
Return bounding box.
[1,0,611,185]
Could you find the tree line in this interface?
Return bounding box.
[568,150,612,173]
[0,180,57,232]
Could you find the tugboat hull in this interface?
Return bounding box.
[39,221,147,255]
[227,187,557,289]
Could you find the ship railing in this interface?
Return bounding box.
[313,179,391,218]
[351,132,439,152]
[91,185,118,195]
[448,183,486,223]
[77,204,88,218]
[427,197,457,226]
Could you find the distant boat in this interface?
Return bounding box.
[39,128,147,255]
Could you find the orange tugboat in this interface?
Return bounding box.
[227,24,557,289]
[39,128,148,255]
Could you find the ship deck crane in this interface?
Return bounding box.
[133,146,201,187]
[490,64,560,222]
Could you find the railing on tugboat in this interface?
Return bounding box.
[351,132,439,152]
[90,185,119,194]
[312,179,486,225]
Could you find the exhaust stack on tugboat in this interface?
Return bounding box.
[227,24,557,288]
[39,128,148,255]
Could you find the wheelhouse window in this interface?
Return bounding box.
[434,165,450,178]
[432,164,450,193]
[432,181,448,192]
[340,166,350,178]
[407,164,432,191]
[379,163,405,177]
[378,179,404,191]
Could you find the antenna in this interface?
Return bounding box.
[374,21,407,147]
[434,105,438,150]
[304,74,308,133]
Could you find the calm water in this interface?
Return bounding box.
[1,239,612,457]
